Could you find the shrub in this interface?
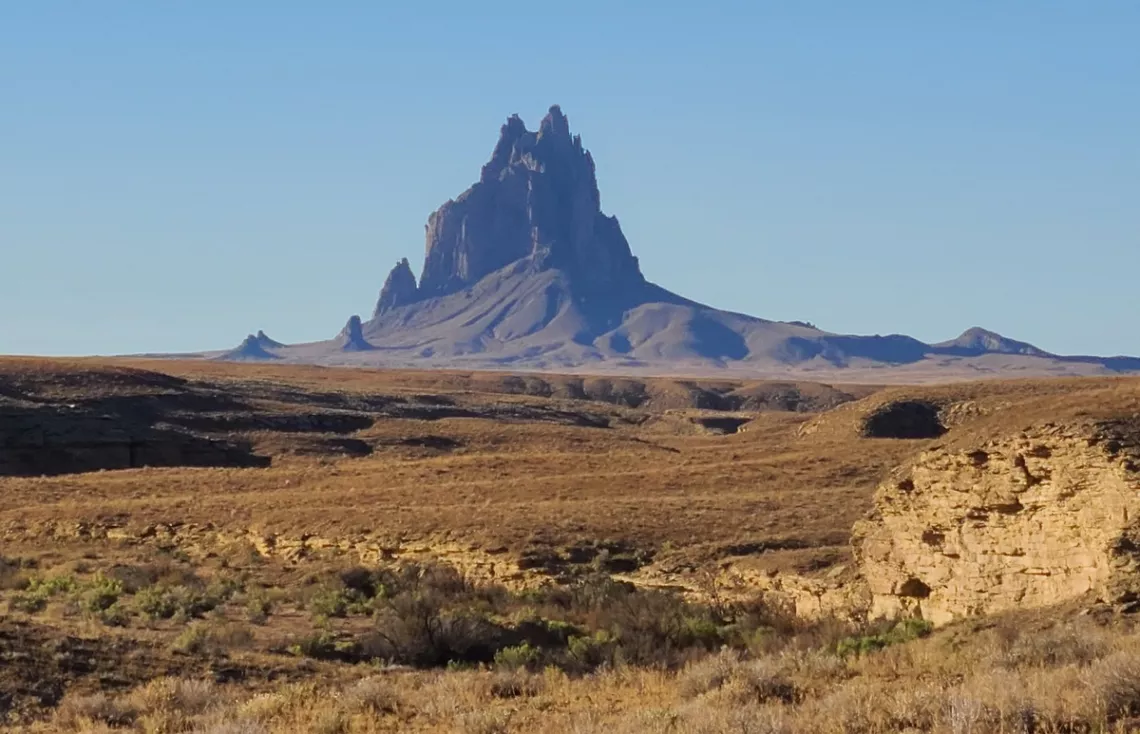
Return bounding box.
[493,642,541,671]
[287,630,347,660]
[836,617,932,658]
[52,692,137,730]
[245,591,274,624]
[81,574,124,613]
[135,583,221,620]
[128,677,217,717]
[341,676,402,714]
[8,591,48,614]
[27,574,78,596]
[489,669,545,699]
[98,602,131,627]
[174,621,254,655]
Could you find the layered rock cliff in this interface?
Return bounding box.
[854,419,1140,625]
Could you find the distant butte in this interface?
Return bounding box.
[203,105,1139,380]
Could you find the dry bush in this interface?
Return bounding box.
[1080,651,1140,723]
[52,692,137,730]
[340,675,403,715]
[454,710,513,734]
[488,668,545,699]
[128,677,218,717]
[999,620,1115,669]
[678,648,751,699]
[195,722,270,734]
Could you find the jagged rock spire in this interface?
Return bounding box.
[337,315,373,351]
[416,105,643,298]
[374,258,419,317]
[254,330,285,349]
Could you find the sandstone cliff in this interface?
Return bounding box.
[854,418,1140,625]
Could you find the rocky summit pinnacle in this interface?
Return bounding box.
[374,258,419,317]
[336,315,373,351]
[412,105,643,300]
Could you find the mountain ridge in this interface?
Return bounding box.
[190,105,1137,380]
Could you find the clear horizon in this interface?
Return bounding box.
[2,3,1138,358]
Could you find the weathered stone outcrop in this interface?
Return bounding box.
[854,420,1140,625]
[416,105,644,298]
[336,315,373,351]
[254,330,285,349]
[373,258,419,316]
[219,334,281,361]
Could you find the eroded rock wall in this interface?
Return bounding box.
[854,423,1140,625]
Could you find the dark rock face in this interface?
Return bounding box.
[0,405,268,476]
[416,105,644,298]
[862,400,947,439]
[337,315,373,351]
[374,258,419,316]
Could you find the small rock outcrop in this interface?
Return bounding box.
[374,258,419,317]
[416,105,644,298]
[219,334,282,361]
[337,315,373,351]
[854,420,1140,625]
[254,330,285,349]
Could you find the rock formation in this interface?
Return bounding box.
[374,258,419,316]
[254,330,286,349]
[219,334,282,361]
[413,105,644,300]
[854,419,1140,625]
[337,315,373,351]
[186,104,1140,378]
[933,327,1050,357]
[0,404,267,476]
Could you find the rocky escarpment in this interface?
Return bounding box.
[854,419,1140,625]
[412,105,644,301]
[0,404,268,476]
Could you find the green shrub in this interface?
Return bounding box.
[135,584,220,620]
[836,617,933,658]
[81,574,125,613]
[309,588,350,619]
[174,621,254,655]
[245,591,274,624]
[98,603,131,627]
[9,591,48,614]
[494,642,541,671]
[27,575,77,596]
[288,630,341,660]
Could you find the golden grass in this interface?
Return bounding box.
[8,359,1140,731]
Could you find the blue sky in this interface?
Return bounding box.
[2,2,1137,357]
